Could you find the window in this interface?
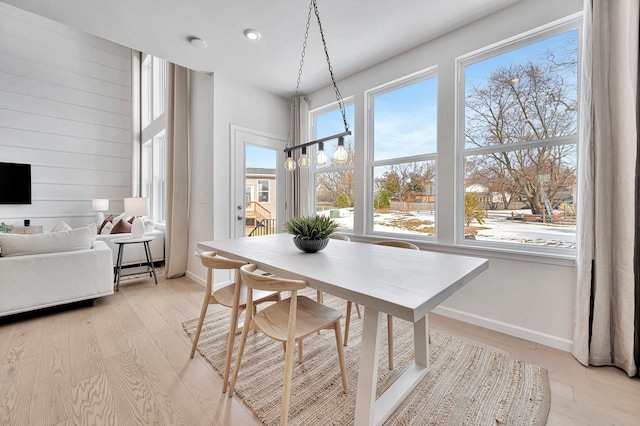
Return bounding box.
[460,27,578,249]
[140,54,168,222]
[258,179,270,203]
[245,185,254,202]
[369,72,437,236]
[312,103,355,230]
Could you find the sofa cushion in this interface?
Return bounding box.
[111,219,132,234]
[0,226,94,257]
[51,220,72,233]
[98,214,115,234]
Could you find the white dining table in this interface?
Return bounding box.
[198,233,489,425]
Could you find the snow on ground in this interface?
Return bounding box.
[318,208,576,248]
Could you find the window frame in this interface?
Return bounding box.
[455,18,581,256]
[310,98,356,230]
[365,67,438,237]
[140,53,168,223]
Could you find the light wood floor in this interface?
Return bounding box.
[1,271,638,425]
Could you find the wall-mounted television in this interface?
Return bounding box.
[0,162,31,204]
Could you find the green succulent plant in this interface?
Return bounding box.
[284,215,339,240]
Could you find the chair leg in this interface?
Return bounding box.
[281,334,296,425]
[387,314,394,370]
[297,338,303,364]
[229,318,252,397]
[222,305,242,393]
[333,320,348,394]
[355,303,362,319]
[190,295,210,358]
[316,291,323,335]
[343,301,352,346]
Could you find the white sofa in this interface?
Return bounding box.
[97,228,165,266]
[0,238,114,318]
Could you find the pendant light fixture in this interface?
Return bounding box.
[316,142,328,166]
[283,0,351,171]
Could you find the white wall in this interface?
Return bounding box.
[0,3,132,230]
[186,72,289,283]
[306,0,582,350]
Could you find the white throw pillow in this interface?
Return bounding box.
[85,223,97,242]
[51,220,72,233]
[0,226,93,257]
[100,222,114,235]
[112,212,126,226]
[143,218,156,233]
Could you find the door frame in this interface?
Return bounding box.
[230,125,287,238]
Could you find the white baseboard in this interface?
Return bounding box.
[432,305,573,352]
[185,270,205,287]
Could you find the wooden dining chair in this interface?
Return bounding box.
[229,264,348,426]
[190,251,280,393]
[343,240,419,370]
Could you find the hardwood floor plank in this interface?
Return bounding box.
[92,306,130,359]
[28,313,73,426]
[68,310,105,384]
[122,287,171,335]
[106,293,146,334]
[2,316,43,364]
[123,327,210,425]
[0,357,38,426]
[70,372,120,424]
[0,320,16,362]
[103,350,164,424]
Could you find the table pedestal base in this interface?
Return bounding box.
[354,309,429,426]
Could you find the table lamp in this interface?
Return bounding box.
[92,199,109,224]
[124,197,148,238]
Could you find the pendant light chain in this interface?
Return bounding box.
[286,1,314,149]
[312,0,349,132]
[283,0,352,171]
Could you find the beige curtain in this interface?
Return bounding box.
[573,0,639,376]
[290,96,310,217]
[165,64,190,278]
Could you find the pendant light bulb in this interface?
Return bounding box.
[284,151,296,171]
[316,142,328,166]
[333,137,348,163]
[298,147,309,168]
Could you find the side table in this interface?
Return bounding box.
[112,236,158,291]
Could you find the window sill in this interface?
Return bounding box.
[345,233,576,267]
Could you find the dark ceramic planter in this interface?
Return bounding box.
[292,237,329,253]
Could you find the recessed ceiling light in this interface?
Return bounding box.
[189,37,208,48]
[243,29,261,41]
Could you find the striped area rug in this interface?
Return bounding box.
[183,291,550,425]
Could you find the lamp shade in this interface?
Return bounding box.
[92,198,109,211]
[124,197,148,217]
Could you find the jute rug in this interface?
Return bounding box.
[183,291,550,425]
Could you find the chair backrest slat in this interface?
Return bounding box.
[200,251,248,270]
[373,240,419,250]
[240,264,306,292]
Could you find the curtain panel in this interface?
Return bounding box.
[165,64,190,278]
[573,0,639,377]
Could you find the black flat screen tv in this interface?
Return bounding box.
[0,162,31,204]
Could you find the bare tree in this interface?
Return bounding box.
[465,58,577,214]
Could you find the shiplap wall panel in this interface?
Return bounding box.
[0,128,130,158]
[0,53,131,100]
[0,72,130,114]
[0,3,132,230]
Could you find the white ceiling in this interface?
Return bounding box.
[3,0,523,97]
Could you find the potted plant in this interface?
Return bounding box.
[0,222,13,233]
[284,215,339,253]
